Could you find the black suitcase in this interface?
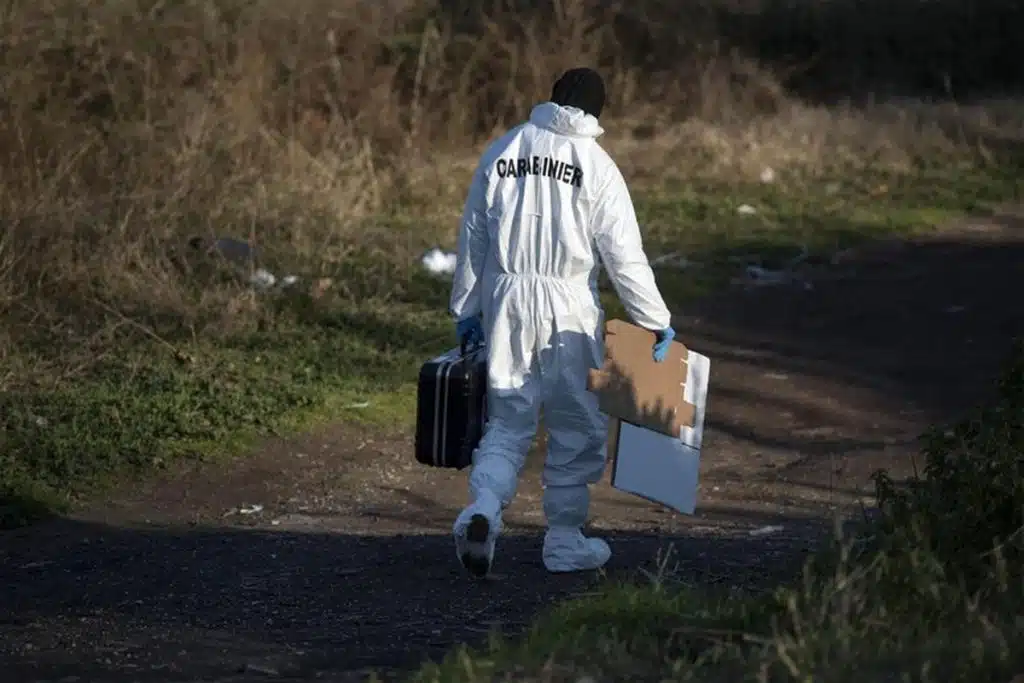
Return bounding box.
[414,341,488,469]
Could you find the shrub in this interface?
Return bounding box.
[873,339,1024,591]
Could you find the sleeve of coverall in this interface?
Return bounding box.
[591,166,673,332]
[449,162,489,321]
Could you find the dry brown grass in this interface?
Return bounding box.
[0,0,1021,391]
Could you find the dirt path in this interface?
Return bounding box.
[2,213,1022,682]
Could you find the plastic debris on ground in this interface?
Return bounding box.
[224,504,265,517]
[190,235,257,266]
[422,247,458,276]
[735,265,814,291]
[650,251,703,270]
[249,268,277,290]
[190,235,302,293]
[730,245,815,290]
[248,268,303,292]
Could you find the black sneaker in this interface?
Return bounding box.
[459,513,491,578]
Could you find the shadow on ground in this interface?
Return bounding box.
[0,513,827,683]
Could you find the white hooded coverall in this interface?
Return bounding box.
[449,101,673,573]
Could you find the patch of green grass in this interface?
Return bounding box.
[643,165,1014,256]
[408,572,1023,682]
[408,583,771,683]
[613,163,1020,316]
[2,164,1019,527]
[0,299,453,527]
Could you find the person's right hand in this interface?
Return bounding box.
[652,326,675,362]
[456,316,484,348]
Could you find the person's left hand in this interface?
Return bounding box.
[652,326,675,362]
[456,316,484,348]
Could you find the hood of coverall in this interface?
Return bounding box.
[529,102,604,138]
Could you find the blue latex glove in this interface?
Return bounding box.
[456,316,484,348]
[652,326,675,362]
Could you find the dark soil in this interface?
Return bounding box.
[2,211,1022,683]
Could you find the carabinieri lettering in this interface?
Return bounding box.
[496,155,583,188]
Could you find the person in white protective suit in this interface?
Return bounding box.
[448,67,677,577]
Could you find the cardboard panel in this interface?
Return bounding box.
[587,319,696,437]
[608,348,711,515]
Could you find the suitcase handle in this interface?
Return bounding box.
[460,337,484,357]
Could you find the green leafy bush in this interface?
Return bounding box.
[874,338,1024,591]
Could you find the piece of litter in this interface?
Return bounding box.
[212,237,255,263]
[749,525,784,537]
[738,266,813,290]
[651,251,682,265]
[190,235,257,265]
[249,269,276,290]
[20,561,53,569]
[239,504,264,515]
[422,247,458,276]
[248,270,302,292]
[737,204,757,215]
[243,663,280,677]
[760,167,776,184]
[745,266,787,283]
[651,252,702,270]
[784,245,810,268]
[346,401,371,409]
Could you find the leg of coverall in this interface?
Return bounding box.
[452,367,541,576]
[538,325,612,572]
